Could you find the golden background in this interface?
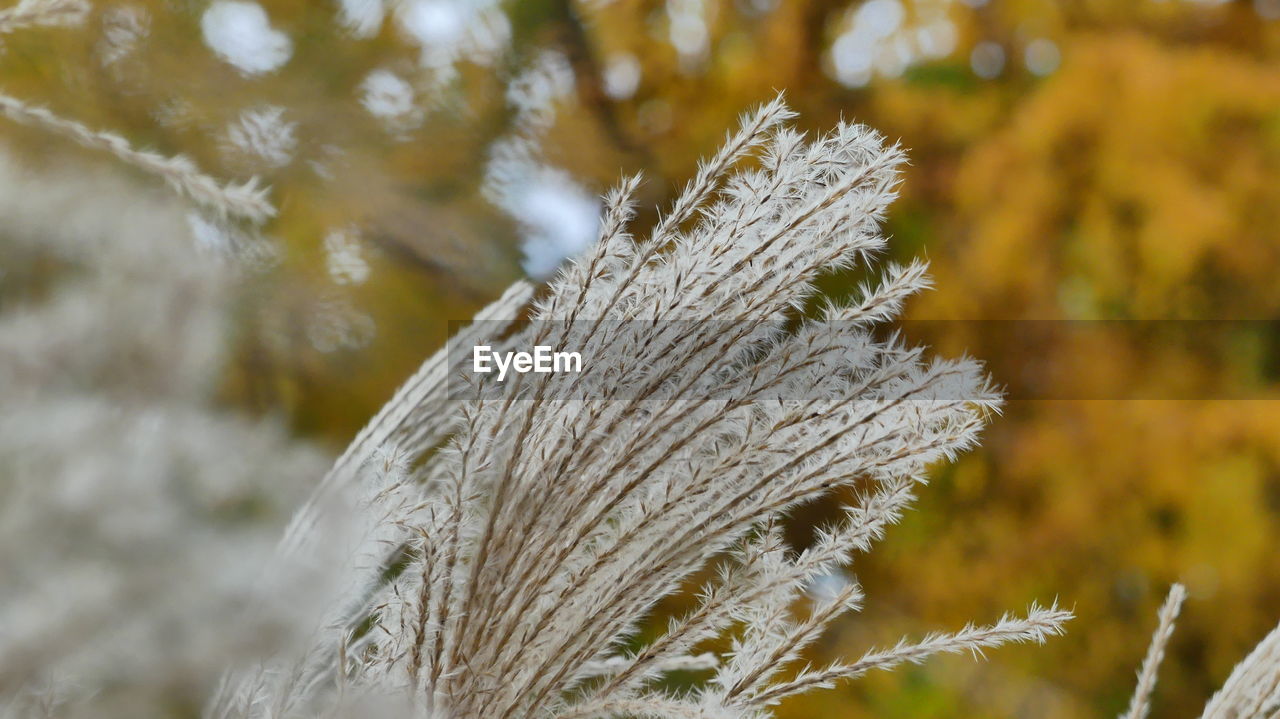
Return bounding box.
[3,0,1279,715]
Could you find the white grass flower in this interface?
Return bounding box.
[1201,621,1280,719]
[1118,583,1280,718]
[1121,583,1280,719]
[1120,584,1186,719]
[211,97,1071,718]
[0,91,275,222]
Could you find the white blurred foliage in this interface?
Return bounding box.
[484,52,598,279]
[305,296,376,353]
[0,149,334,716]
[970,40,1005,79]
[603,53,642,99]
[507,50,574,128]
[97,5,148,66]
[222,105,297,170]
[201,1,293,76]
[739,0,777,15]
[187,209,235,255]
[500,165,601,278]
[336,0,384,37]
[359,68,422,133]
[395,0,509,79]
[828,0,956,87]
[185,211,280,268]
[151,96,196,130]
[1024,37,1061,76]
[805,570,857,604]
[667,0,710,67]
[0,0,88,35]
[324,226,371,285]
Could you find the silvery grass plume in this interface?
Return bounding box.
[0,0,86,36]
[1122,583,1280,719]
[213,97,1070,718]
[0,149,331,718]
[0,92,275,223]
[1120,584,1186,719]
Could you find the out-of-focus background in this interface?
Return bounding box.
[2,0,1279,716]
